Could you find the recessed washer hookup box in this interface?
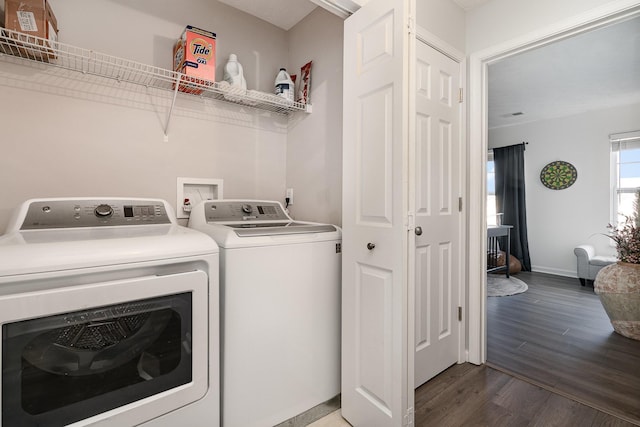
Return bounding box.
[173,25,217,95]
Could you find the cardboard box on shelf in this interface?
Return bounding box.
[173,25,216,95]
[4,0,58,62]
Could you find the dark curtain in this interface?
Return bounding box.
[493,144,532,271]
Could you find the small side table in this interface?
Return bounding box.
[487,225,513,278]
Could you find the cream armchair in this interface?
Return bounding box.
[574,245,617,286]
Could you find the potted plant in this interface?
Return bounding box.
[595,191,640,340]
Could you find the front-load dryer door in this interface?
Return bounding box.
[0,270,209,427]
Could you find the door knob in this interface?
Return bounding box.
[367,242,376,250]
[415,226,423,236]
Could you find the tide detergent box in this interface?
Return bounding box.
[173,25,216,94]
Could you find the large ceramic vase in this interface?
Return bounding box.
[594,262,640,341]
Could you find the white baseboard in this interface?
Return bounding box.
[530,265,576,278]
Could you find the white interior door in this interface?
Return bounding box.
[412,40,462,387]
[341,0,411,425]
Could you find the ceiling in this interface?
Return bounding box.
[217,0,318,30]
[217,1,639,131]
[217,0,490,30]
[451,0,491,11]
[488,15,640,129]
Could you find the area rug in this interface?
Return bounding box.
[487,275,528,297]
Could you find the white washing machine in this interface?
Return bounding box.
[188,200,341,427]
[0,198,219,427]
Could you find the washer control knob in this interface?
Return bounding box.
[94,204,114,218]
[241,204,253,214]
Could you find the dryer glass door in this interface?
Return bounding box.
[1,270,209,427]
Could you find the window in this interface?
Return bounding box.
[487,152,499,226]
[611,131,640,224]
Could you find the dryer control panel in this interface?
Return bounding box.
[203,201,289,222]
[19,199,171,230]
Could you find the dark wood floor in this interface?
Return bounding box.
[336,271,639,426]
[415,363,635,426]
[486,271,640,425]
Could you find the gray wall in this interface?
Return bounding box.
[0,0,344,230]
[286,8,344,225]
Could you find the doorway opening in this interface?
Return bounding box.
[476,6,640,424]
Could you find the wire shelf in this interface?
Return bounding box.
[0,27,309,121]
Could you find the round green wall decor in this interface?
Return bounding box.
[540,161,577,190]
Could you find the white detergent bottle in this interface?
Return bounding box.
[223,54,247,90]
[274,68,294,103]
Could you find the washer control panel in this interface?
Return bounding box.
[204,201,289,222]
[20,199,171,230]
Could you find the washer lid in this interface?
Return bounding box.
[229,222,337,237]
[187,200,341,248]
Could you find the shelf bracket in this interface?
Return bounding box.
[164,75,181,136]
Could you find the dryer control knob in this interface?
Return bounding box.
[94,204,114,218]
[241,204,253,214]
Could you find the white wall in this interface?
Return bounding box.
[286,8,344,225]
[0,0,346,231]
[466,0,632,53]
[489,102,640,276]
[417,0,466,52]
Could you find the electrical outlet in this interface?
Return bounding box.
[286,188,294,205]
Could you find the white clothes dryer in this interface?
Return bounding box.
[0,198,219,427]
[188,200,341,427]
